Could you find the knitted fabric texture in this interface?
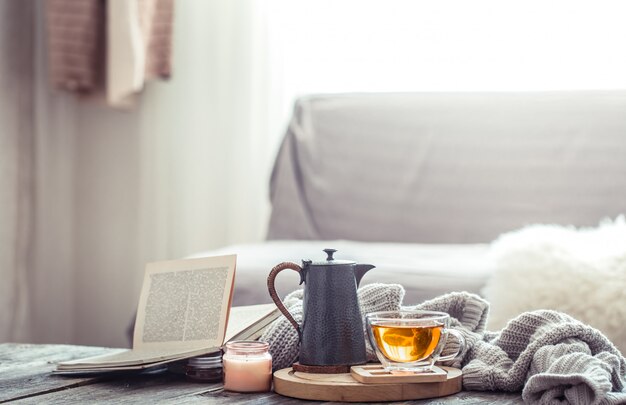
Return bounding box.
[261,283,626,405]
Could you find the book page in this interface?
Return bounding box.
[133,255,236,353]
[224,304,280,342]
[57,346,216,369]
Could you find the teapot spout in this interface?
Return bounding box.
[355,264,375,287]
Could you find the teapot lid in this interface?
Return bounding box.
[308,248,355,266]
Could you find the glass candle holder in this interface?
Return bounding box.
[185,353,223,383]
[223,341,272,393]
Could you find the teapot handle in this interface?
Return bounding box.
[267,262,303,341]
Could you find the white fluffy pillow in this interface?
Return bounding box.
[484,216,626,355]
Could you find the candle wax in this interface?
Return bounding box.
[223,357,272,392]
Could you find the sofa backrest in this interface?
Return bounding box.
[267,92,626,243]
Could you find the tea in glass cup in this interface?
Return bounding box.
[366,310,465,372]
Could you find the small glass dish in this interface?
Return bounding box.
[185,353,223,382]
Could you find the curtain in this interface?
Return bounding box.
[0,0,35,343]
[53,0,280,346]
[137,0,277,264]
[0,0,78,344]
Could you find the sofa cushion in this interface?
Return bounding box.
[268,92,626,243]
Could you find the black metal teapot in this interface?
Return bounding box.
[267,249,375,371]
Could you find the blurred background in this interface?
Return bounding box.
[2,0,626,348]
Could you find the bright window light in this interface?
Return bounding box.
[267,0,626,95]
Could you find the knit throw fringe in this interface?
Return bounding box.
[260,283,626,405]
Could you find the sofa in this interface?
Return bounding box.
[195,91,626,307]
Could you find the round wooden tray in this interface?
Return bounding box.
[273,366,462,402]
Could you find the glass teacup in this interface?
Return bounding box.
[365,310,465,373]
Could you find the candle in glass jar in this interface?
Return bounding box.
[223,341,272,392]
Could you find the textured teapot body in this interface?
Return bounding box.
[299,260,368,365]
[267,249,375,367]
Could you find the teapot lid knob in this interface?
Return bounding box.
[323,248,337,261]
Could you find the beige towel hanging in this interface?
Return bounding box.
[107,0,173,107]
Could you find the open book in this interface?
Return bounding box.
[56,255,280,374]
[224,303,280,342]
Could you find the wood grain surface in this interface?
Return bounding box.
[274,366,462,402]
[350,364,448,384]
[0,343,112,403]
[0,343,525,404]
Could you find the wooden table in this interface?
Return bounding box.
[0,344,524,404]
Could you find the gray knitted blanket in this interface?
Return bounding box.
[261,284,626,405]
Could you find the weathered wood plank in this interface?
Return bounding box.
[175,389,524,405]
[12,372,218,404]
[1,344,525,404]
[13,371,524,405]
[0,343,120,403]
